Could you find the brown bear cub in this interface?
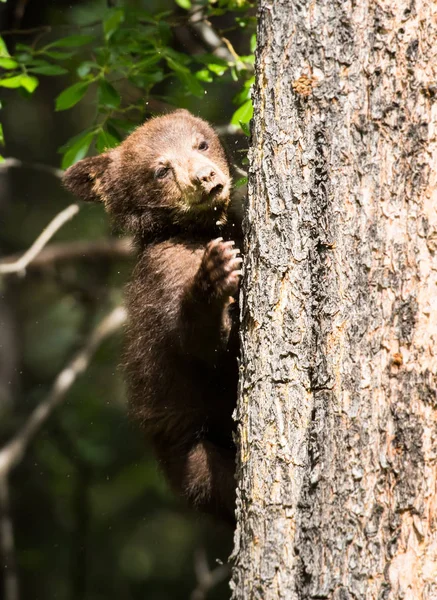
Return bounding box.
[63,110,242,523]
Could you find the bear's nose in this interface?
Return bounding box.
[196,166,216,184]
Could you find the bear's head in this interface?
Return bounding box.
[63,110,232,241]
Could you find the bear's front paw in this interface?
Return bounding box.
[198,238,242,299]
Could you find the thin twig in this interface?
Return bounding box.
[0,157,63,179]
[0,239,134,271]
[0,477,19,600]
[0,306,126,479]
[0,205,80,275]
[191,547,231,600]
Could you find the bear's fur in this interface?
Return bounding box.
[63,110,241,523]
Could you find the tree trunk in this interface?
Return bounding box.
[231,1,437,598]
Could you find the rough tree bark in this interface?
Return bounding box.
[232,1,437,598]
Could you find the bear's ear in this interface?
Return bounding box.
[63,154,111,202]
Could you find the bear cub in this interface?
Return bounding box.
[64,110,242,523]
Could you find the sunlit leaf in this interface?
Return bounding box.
[0,74,39,92]
[0,36,10,57]
[231,98,253,126]
[250,33,257,53]
[195,69,213,82]
[0,57,18,69]
[0,123,4,146]
[175,0,191,9]
[55,81,90,111]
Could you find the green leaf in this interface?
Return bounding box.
[55,81,90,111]
[195,54,228,67]
[133,55,162,71]
[29,64,68,75]
[250,33,257,53]
[129,70,164,88]
[0,123,4,146]
[239,120,250,136]
[45,35,94,49]
[96,128,120,153]
[195,69,213,82]
[104,9,125,41]
[195,54,229,76]
[43,50,75,60]
[233,75,254,104]
[0,36,10,58]
[60,130,95,169]
[15,52,32,63]
[175,0,192,9]
[234,176,247,188]
[15,43,32,52]
[231,98,253,126]
[179,72,204,97]
[107,118,136,134]
[77,61,98,78]
[165,57,188,74]
[0,74,39,92]
[0,57,18,69]
[98,80,121,109]
[208,63,228,76]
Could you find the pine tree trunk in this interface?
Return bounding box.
[231,1,437,598]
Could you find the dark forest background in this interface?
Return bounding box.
[0,1,253,598]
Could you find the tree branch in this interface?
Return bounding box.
[215,124,244,136]
[189,1,235,63]
[0,306,126,600]
[0,157,63,179]
[0,238,134,271]
[0,204,80,275]
[0,305,126,479]
[0,477,19,600]
[191,548,231,600]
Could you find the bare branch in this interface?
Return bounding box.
[0,477,19,600]
[0,157,63,179]
[191,547,231,600]
[0,204,80,275]
[0,306,127,479]
[0,238,134,271]
[215,124,244,136]
[189,1,234,63]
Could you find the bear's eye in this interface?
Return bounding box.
[155,167,169,180]
[198,140,209,151]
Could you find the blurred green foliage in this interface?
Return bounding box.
[0,0,255,598]
[0,0,255,167]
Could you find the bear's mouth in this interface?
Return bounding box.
[201,183,225,203]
